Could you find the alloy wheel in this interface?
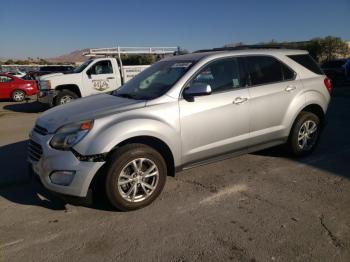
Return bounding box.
[60,95,73,104]
[117,158,159,202]
[13,91,25,101]
[297,120,318,150]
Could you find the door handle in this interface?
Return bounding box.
[285,85,296,92]
[107,77,115,80]
[233,97,248,105]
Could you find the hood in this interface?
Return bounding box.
[36,94,146,133]
[39,73,64,80]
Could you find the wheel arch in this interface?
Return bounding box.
[55,84,82,97]
[111,136,175,177]
[287,102,326,138]
[88,135,176,194]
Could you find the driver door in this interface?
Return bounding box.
[179,57,250,165]
[83,60,118,95]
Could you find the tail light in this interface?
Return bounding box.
[324,77,332,94]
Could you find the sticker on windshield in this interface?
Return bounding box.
[171,62,192,68]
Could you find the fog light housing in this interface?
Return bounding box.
[49,171,76,186]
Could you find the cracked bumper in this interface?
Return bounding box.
[28,129,105,197]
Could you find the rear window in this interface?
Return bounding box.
[288,54,323,75]
[244,56,295,86]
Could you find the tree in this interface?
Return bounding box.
[321,36,349,61]
[4,59,14,65]
[121,54,155,65]
[256,36,349,62]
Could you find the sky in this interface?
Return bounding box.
[0,0,349,59]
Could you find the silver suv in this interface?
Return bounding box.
[28,49,331,210]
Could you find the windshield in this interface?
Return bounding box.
[73,60,93,73]
[113,60,194,100]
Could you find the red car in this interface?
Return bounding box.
[0,74,38,102]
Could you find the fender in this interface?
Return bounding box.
[74,118,182,167]
[285,89,329,137]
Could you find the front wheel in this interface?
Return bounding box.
[287,111,321,157]
[105,144,167,211]
[54,89,78,106]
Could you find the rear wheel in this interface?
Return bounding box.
[105,144,167,211]
[54,89,78,106]
[11,90,26,102]
[287,111,321,156]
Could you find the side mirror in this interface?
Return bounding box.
[183,83,212,101]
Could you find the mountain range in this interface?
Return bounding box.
[46,48,90,63]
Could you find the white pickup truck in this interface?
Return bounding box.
[37,47,178,106]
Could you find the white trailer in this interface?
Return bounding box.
[37,46,179,106]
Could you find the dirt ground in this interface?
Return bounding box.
[0,87,349,262]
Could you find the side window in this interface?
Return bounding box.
[0,76,12,83]
[281,63,296,81]
[245,56,283,86]
[190,58,243,93]
[288,54,323,75]
[90,60,113,75]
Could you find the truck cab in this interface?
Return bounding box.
[37,47,178,106]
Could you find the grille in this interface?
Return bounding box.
[28,140,43,162]
[33,125,48,136]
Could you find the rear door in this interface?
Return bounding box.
[83,59,119,95]
[243,55,302,146]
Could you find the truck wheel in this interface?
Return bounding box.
[55,90,78,106]
[287,111,320,157]
[12,90,26,102]
[105,143,167,211]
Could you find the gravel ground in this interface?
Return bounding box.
[0,88,349,262]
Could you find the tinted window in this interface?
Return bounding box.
[190,58,243,93]
[245,56,284,85]
[90,60,113,75]
[288,54,323,75]
[281,63,296,81]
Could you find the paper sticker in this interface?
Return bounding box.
[171,62,192,68]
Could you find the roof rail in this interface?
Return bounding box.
[84,46,180,57]
[194,44,292,53]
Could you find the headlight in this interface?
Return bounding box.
[40,80,51,90]
[50,120,93,150]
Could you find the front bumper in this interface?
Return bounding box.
[27,129,105,197]
[37,90,56,105]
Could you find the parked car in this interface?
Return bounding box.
[0,74,38,101]
[7,70,26,78]
[28,49,331,211]
[37,47,178,106]
[321,58,350,86]
[25,65,75,81]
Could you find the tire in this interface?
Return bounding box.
[11,90,26,102]
[287,111,321,157]
[105,143,167,211]
[54,89,78,106]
